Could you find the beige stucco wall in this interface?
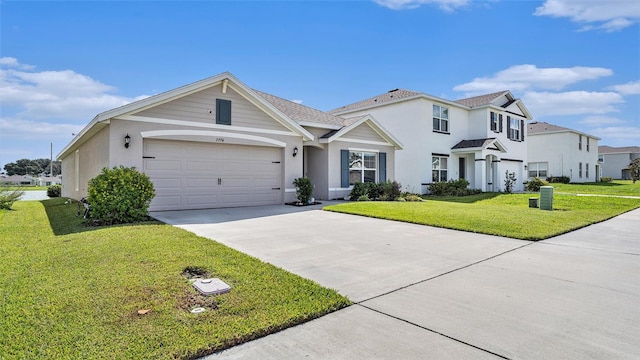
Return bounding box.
[60,125,110,199]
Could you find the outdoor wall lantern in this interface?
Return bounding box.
[293,146,299,157]
[124,133,131,149]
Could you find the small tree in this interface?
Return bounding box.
[293,177,314,204]
[629,158,640,183]
[504,170,517,194]
[0,188,24,210]
[87,166,155,225]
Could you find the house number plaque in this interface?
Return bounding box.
[215,138,224,143]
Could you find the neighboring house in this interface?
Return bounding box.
[0,175,36,186]
[330,90,532,192]
[598,146,640,180]
[37,176,62,186]
[527,121,600,183]
[57,72,401,211]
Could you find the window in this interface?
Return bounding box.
[490,112,498,132]
[432,104,449,133]
[586,163,589,178]
[598,154,604,162]
[508,116,521,140]
[587,137,590,151]
[578,135,582,150]
[349,151,377,185]
[528,162,548,178]
[432,156,448,182]
[216,99,231,125]
[579,162,582,178]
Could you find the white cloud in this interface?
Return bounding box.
[0,59,148,121]
[579,115,627,126]
[0,57,35,70]
[534,0,640,32]
[453,64,613,95]
[608,80,640,95]
[0,117,83,140]
[291,99,304,104]
[523,91,624,117]
[374,0,469,11]
[588,126,640,143]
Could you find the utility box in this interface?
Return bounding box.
[529,197,539,208]
[540,186,554,211]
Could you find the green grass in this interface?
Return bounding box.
[0,186,47,191]
[324,193,640,240]
[550,180,640,196]
[0,199,350,359]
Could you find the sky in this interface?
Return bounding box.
[1,0,639,171]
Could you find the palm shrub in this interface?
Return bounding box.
[0,188,24,210]
[504,171,517,194]
[87,166,155,225]
[526,177,547,192]
[47,184,62,197]
[293,177,314,204]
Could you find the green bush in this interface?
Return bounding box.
[504,171,517,194]
[401,193,424,202]
[349,182,369,201]
[357,194,370,201]
[547,176,570,184]
[600,177,612,183]
[0,188,24,210]
[87,166,155,225]
[428,178,480,196]
[526,177,547,192]
[47,184,62,197]
[293,177,314,204]
[350,180,402,201]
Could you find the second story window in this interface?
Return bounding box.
[508,116,521,141]
[578,135,582,150]
[587,137,590,151]
[490,112,498,132]
[433,104,449,133]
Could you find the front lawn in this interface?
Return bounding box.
[324,193,640,240]
[550,180,640,196]
[0,199,349,359]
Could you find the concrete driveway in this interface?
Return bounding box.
[151,205,640,359]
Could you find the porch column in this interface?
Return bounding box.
[474,152,486,192]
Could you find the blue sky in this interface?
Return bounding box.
[1,0,639,171]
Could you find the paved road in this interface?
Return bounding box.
[152,205,640,359]
[18,190,50,201]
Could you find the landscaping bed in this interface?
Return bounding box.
[0,198,350,359]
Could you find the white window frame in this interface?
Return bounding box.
[432,104,449,133]
[432,156,448,182]
[586,163,589,179]
[349,151,377,185]
[528,162,548,178]
[490,112,498,132]
[578,135,582,150]
[579,162,583,178]
[598,154,604,163]
[587,137,590,152]
[509,117,520,140]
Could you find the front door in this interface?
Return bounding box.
[459,158,466,179]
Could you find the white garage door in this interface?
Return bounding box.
[144,139,283,211]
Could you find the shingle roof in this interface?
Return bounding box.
[328,89,422,114]
[252,89,348,127]
[453,91,508,108]
[598,145,640,154]
[452,138,496,149]
[527,121,572,134]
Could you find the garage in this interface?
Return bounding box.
[143,139,283,211]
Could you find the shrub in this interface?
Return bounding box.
[349,180,402,201]
[630,158,640,183]
[87,166,155,225]
[547,175,570,184]
[504,171,517,194]
[357,195,370,201]
[402,193,424,202]
[47,184,62,197]
[428,178,480,196]
[293,177,314,204]
[0,188,24,210]
[378,180,401,201]
[526,177,547,192]
[600,177,612,183]
[350,182,369,201]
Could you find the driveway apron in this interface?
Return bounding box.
[151,206,640,359]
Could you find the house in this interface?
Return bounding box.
[57,72,401,211]
[527,122,600,182]
[0,175,36,186]
[330,90,532,193]
[37,176,62,186]
[598,146,640,180]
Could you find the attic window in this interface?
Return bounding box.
[216,99,231,125]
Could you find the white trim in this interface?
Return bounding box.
[284,188,296,193]
[121,115,299,137]
[329,187,352,191]
[332,138,392,147]
[348,147,380,153]
[297,121,343,130]
[140,130,287,147]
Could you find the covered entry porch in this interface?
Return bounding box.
[452,138,508,192]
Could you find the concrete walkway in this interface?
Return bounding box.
[151,205,640,359]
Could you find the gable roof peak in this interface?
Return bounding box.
[453,90,511,108]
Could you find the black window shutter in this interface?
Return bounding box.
[520,120,525,141]
[499,114,503,133]
[216,99,232,125]
[507,116,511,139]
[379,152,387,182]
[341,150,349,187]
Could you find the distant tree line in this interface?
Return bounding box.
[3,159,62,176]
